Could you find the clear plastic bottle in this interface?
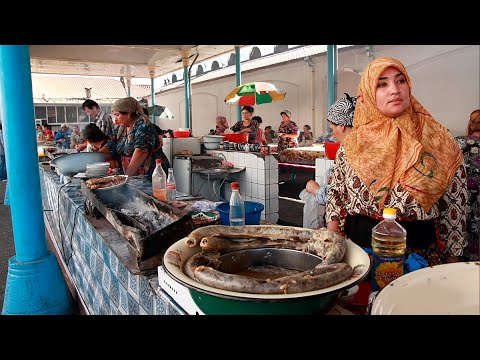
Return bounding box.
[229,182,245,226]
[152,159,167,201]
[371,207,407,292]
[166,168,176,201]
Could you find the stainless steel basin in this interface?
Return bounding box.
[199,168,229,180]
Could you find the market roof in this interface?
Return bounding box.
[31,74,150,104]
[29,45,240,79]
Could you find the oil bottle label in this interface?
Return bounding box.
[167,184,176,190]
[372,254,404,292]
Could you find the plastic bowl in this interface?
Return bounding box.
[216,201,265,225]
[324,142,340,160]
[173,131,190,138]
[223,133,249,143]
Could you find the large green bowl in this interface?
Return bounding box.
[163,237,370,315]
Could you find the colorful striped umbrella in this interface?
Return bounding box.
[224,82,286,106]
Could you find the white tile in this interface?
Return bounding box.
[249,154,258,169]
[231,152,239,165]
[243,182,252,197]
[270,198,279,213]
[269,169,278,184]
[268,212,279,224]
[250,183,258,198]
[237,153,246,167]
[245,168,253,183]
[271,183,279,198]
[244,195,252,201]
[264,199,270,214]
[257,185,266,200]
[256,156,265,170]
[257,170,265,185]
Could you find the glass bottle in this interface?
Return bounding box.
[166,168,176,201]
[152,159,167,201]
[371,207,407,292]
[229,182,245,226]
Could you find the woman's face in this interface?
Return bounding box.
[375,66,410,117]
[242,110,252,121]
[303,126,310,132]
[329,123,348,143]
[281,114,290,122]
[112,111,132,127]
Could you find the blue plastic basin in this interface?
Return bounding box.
[216,201,265,225]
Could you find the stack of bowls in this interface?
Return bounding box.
[203,135,224,150]
[85,162,110,177]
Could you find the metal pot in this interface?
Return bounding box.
[163,238,371,315]
[50,152,107,176]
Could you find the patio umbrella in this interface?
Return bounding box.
[224,82,286,106]
[147,105,175,119]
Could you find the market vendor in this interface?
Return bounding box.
[100,97,158,176]
[230,105,259,143]
[277,110,299,152]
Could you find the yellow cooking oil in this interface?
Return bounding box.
[371,208,407,292]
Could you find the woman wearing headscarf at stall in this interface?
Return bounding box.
[101,97,158,176]
[214,116,229,135]
[454,109,480,261]
[277,110,299,152]
[230,105,259,143]
[325,57,468,265]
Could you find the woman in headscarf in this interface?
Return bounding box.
[214,116,229,135]
[306,94,356,206]
[454,109,480,261]
[277,110,299,152]
[101,97,158,176]
[325,57,468,265]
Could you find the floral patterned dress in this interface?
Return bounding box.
[454,135,480,261]
[106,117,157,176]
[326,146,468,265]
[277,120,299,152]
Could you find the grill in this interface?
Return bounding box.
[81,182,194,272]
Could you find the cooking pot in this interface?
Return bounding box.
[163,238,370,315]
[50,152,107,176]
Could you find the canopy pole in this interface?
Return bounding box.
[126,65,132,97]
[327,45,337,136]
[235,45,242,122]
[181,49,191,130]
[0,45,72,314]
[149,66,156,125]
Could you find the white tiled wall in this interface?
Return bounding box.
[207,150,279,223]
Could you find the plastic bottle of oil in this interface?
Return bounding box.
[371,207,407,292]
[152,159,167,201]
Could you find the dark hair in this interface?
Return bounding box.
[265,125,272,130]
[304,124,311,130]
[82,99,100,111]
[241,105,254,113]
[252,115,262,124]
[82,123,109,143]
[143,107,149,116]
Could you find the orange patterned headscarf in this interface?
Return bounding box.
[343,57,463,213]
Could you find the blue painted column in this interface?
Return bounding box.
[183,65,190,129]
[235,46,242,122]
[0,45,72,314]
[150,76,156,125]
[327,45,337,136]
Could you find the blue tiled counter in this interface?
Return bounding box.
[39,167,186,315]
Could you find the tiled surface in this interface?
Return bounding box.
[39,168,186,315]
[207,150,279,223]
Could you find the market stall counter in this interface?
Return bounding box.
[39,166,198,315]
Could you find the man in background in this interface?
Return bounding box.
[82,99,115,138]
